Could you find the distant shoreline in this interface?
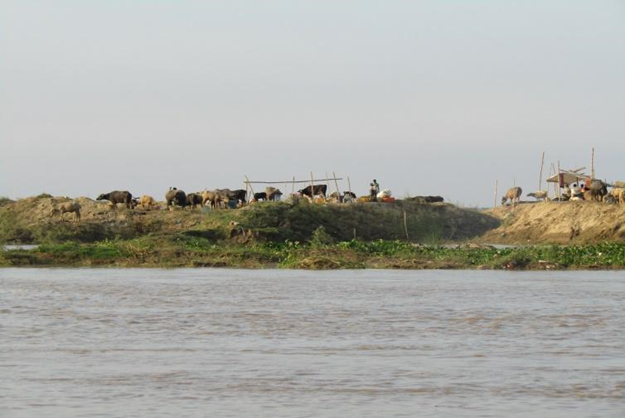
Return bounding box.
[2,195,625,270]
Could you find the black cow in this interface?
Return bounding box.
[409,195,445,204]
[165,187,187,208]
[253,192,267,201]
[186,193,203,208]
[424,196,444,203]
[227,189,247,205]
[298,184,328,198]
[97,190,133,208]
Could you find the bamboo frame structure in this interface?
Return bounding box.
[244,174,346,199]
[244,177,343,185]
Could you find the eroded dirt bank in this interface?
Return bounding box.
[481,201,625,244]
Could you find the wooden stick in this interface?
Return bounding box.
[292,176,295,194]
[310,172,315,197]
[550,163,556,197]
[494,179,498,208]
[332,172,340,200]
[347,176,353,196]
[245,175,255,196]
[538,151,545,191]
[591,147,595,179]
[403,210,410,241]
[557,161,561,199]
[325,172,331,193]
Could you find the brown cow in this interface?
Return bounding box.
[139,195,155,209]
[608,188,625,204]
[52,202,81,222]
[501,187,522,206]
[527,191,548,201]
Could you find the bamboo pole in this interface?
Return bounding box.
[332,172,341,200]
[245,178,342,185]
[292,176,295,194]
[549,163,555,196]
[494,179,498,208]
[325,172,331,194]
[591,147,595,179]
[557,161,562,199]
[245,175,255,196]
[347,176,353,196]
[403,210,410,241]
[310,172,315,198]
[245,175,255,203]
[538,152,545,191]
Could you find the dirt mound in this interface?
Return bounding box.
[0,195,212,243]
[9,196,117,223]
[480,201,625,244]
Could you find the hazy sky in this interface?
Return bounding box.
[2,1,624,206]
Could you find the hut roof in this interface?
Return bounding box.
[546,168,588,186]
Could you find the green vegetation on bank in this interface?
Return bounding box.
[3,233,625,270]
[3,197,625,270]
[0,198,498,244]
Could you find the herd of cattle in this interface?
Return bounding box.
[501,179,625,206]
[51,185,353,221]
[49,184,447,222]
[95,184,335,211]
[49,179,625,223]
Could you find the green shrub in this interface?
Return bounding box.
[310,226,335,247]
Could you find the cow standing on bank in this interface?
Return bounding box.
[501,187,522,206]
[298,184,327,198]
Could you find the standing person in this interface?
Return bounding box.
[370,179,380,202]
[369,183,376,201]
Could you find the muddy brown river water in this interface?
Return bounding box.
[1,268,623,417]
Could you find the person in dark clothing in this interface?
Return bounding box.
[370,179,380,202]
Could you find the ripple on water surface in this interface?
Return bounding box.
[1,268,624,418]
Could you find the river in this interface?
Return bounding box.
[1,269,623,417]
